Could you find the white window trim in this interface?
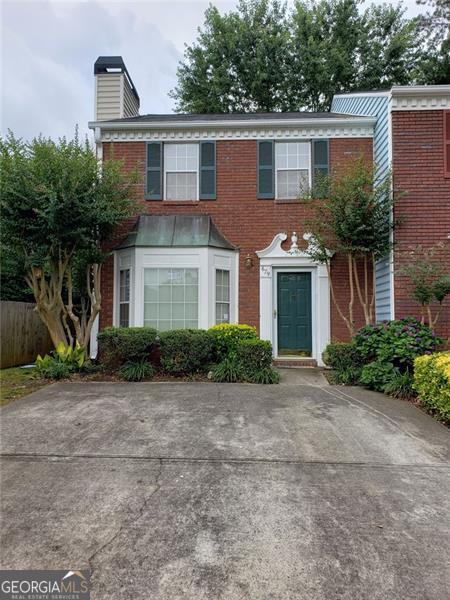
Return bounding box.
[163,142,200,201]
[275,141,312,200]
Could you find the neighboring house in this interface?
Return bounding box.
[332,86,450,341]
[89,57,450,364]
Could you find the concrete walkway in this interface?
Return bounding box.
[1,370,449,599]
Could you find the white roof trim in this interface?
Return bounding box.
[88,116,376,131]
[391,85,450,97]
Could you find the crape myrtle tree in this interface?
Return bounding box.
[0,132,137,352]
[304,158,395,336]
[171,0,442,114]
[400,243,450,328]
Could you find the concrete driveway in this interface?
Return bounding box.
[1,370,449,599]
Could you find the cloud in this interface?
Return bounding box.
[0,0,187,140]
[1,0,425,142]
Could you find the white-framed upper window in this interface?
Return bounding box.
[119,269,130,327]
[275,142,311,199]
[215,269,230,324]
[164,143,199,200]
[143,267,199,331]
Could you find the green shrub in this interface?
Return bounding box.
[354,318,442,370]
[414,353,450,422]
[98,327,157,370]
[336,366,362,385]
[35,341,86,380]
[236,338,273,371]
[360,361,397,392]
[35,356,72,380]
[247,367,280,384]
[159,329,214,375]
[119,360,155,382]
[211,357,245,382]
[322,342,363,385]
[383,369,415,399]
[209,324,258,360]
[322,342,363,371]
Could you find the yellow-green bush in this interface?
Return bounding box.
[208,324,258,359]
[413,353,450,422]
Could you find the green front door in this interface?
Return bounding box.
[277,272,312,356]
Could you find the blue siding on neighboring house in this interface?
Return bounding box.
[331,93,393,321]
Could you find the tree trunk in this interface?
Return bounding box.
[347,254,356,336]
[326,261,355,337]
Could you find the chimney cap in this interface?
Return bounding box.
[94,56,140,103]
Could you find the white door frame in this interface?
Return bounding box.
[256,232,331,366]
[273,267,316,360]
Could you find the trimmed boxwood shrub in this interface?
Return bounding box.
[414,353,450,422]
[236,338,273,371]
[209,324,258,360]
[159,329,214,375]
[212,338,279,384]
[98,327,157,370]
[237,338,279,383]
[322,342,363,384]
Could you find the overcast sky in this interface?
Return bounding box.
[1,0,424,141]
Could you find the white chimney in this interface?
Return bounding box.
[94,56,140,121]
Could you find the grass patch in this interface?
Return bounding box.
[0,367,48,407]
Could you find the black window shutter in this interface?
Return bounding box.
[200,141,216,200]
[312,139,329,198]
[257,140,274,199]
[145,142,163,200]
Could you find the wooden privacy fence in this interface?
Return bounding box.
[0,301,53,368]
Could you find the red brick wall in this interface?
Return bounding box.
[100,137,373,340]
[392,110,450,341]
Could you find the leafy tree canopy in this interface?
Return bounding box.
[171,0,448,113]
[0,132,138,350]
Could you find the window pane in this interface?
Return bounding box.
[172,303,184,319]
[215,269,230,325]
[144,285,158,302]
[164,143,198,173]
[144,268,199,331]
[185,269,198,284]
[144,269,158,284]
[185,285,198,301]
[166,172,197,200]
[275,141,310,172]
[119,303,129,328]
[277,169,309,199]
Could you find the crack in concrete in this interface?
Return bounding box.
[87,458,163,580]
[1,452,448,469]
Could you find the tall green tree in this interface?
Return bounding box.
[415,0,450,84]
[170,0,290,112]
[171,0,443,113]
[0,133,137,352]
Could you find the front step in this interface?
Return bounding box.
[274,358,318,368]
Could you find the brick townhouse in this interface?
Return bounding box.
[89,57,450,365]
